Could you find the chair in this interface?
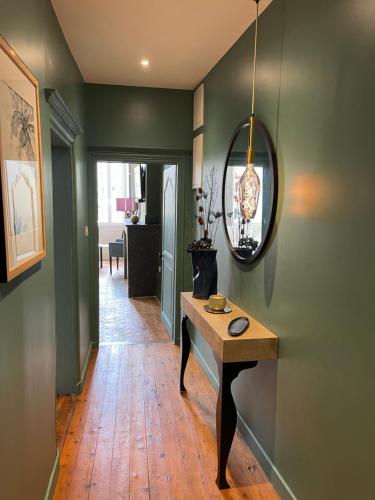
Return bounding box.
[109,240,124,275]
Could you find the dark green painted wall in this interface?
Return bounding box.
[44,5,91,380]
[191,1,375,499]
[85,83,193,150]
[0,1,90,498]
[85,84,194,344]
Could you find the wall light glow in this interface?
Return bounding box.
[288,173,332,217]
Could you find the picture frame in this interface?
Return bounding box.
[0,35,46,282]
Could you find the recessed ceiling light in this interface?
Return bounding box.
[140,59,149,67]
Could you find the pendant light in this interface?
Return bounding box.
[239,0,261,221]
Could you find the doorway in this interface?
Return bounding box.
[46,88,85,454]
[96,159,168,344]
[89,152,190,346]
[51,141,79,394]
[50,132,80,451]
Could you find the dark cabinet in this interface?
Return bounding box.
[125,223,160,298]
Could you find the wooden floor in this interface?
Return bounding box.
[56,395,77,451]
[54,343,279,499]
[99,262,169,344]
[54,262,278,499]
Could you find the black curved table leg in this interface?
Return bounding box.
[180,315,191,392]
[214,354,258,489]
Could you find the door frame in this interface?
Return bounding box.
[160,164,177,338]
[51,143,81,393]
[88,148,192,345]
[46,89,84,394]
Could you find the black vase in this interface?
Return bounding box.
[191,249,218,299]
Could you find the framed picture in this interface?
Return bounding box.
[0,35,46,282]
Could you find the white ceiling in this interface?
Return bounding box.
[51,0,272,90]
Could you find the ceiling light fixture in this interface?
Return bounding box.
[239,0,261,222]
[140,59,149,67]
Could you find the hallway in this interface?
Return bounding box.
[53,265,278,499]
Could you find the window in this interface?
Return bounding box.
[110,163,127,223]
[97,162,129,224]
[97,162,109,223]
[97,162,144,224]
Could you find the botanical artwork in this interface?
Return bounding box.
[8,84,36,161]
[0,35,45,282]
[7,162,38,261]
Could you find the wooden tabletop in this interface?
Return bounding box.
[181,292,278,363]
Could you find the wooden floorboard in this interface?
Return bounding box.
[56,395,77,452]
[54,342,279,500]
[54,273,279,499]
[143,345,170,500]
[109,344,131,499]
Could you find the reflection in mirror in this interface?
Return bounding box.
[223,120,277,263]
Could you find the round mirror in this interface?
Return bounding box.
[222,119,278,264]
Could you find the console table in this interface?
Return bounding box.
[180,292,278,489]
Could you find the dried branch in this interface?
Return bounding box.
[187,166,223,252]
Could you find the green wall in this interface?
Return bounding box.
[191,1,375,499]
[86,83,193,150]
[0,0,90,498]
[85,84,193,345]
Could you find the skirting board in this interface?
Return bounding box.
[77,341,93,393]
[190,340,298,500]
[44,448,60,500]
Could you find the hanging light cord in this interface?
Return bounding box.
[248,0,260,165]
[251,0,259,116]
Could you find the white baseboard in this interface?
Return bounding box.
[77,341,92,393]
[44,448,60,500]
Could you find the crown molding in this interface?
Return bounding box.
[45,88,83,144]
